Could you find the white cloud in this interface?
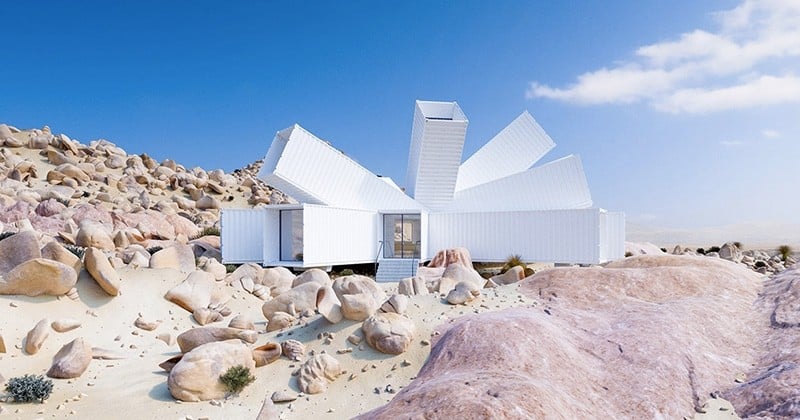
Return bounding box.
[762,129,781,138]
[528,0,800,114]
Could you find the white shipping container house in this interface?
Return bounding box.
[222,100,625,281]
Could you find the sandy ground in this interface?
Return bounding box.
[0,267,539,419]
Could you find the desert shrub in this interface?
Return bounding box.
[191,226,221,239]
[339,268,354,276]
[146,246,163,255]
[624,251,633,257]
[733,241,743,249]
[778,245,793,262]
[696,248,706,255]
[219,365,255,396]
[500,254,526,274]
[64,244,85,260]
[4,374,53,403]
[754,261,767,268]
[523,267,535,277]
[708,246,721,253]
[225,264,241,274]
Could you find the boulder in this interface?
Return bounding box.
[429,247,473,268]
[195,195,220,210]
[441,263,484,289]
[0,258,77,296]
[624,241,665,256]
[192,308,223,325]
[150,244,196,273]
[262,266,295,297]
[228,315,255,331]
[362,312,415,355]
[316,285,343,323]
[168,340,256,402]
[380,294,409,315]
[164,270,231,313]
[360,255,762,419]
[176,327,258,353]
[266,312,295,332]
[291,268,330,288]
[719,242,743,264]
[25,318,50,355]
[252,342,281,367]
[0,230,42,275]
[340,293,378,321]
[297,354,343,394]
[35,198,67,217]
[262,282,323,321]
[281,339,305,361]
[490,265,525,285]
[398,276,428,296]
[74,221,114,251]
[332,275,386,304]
[84,247,121,296]
[446,280,481,305]
[202,258,226,281]
[40,241,82,274]
[46,338,92,379]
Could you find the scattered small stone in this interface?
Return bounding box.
[271,390,297,403]
[336,348,353,354]
[420,340,430,346]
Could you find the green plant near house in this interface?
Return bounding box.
[778,245,793,262]
[3,374,54,403]
[500,254,527,274]
[191,226,221,240]
[225,264,241,274]
[219,365,255,396]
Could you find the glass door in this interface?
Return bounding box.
[382,214,421,259]
[280,210,303,261]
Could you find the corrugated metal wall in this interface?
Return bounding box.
[259,125,421,211]
[301,205,379,266]
[428,209,601,264]
[221,208,267,263]
[455,111,555,192]
[600,211,625,262]
[445,155,593,213]
[406,101,468,210]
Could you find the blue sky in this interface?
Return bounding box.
[2,1,798,230]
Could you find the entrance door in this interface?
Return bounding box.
[382,214,421,259]
[280,209,303,261]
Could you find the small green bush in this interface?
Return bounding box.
[63,244,85,260]
[191,226,221,240]
[219,365,255,396]
[339,268,354,276]
[0,231,15,242]
[4,374,54,403]
[500,254,526,274]
[225,264,241,274]
[624,251,633,257]
[778,245,793,262]
[733,241,743,249]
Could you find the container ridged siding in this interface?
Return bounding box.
[600,211,626,261]
[258,125,421,211]
[446,155,592,213]
[406,101,468,210]
[301,205,379,266]
[429,209,601,264]
[221,209,266,263]
[456,111,555,192]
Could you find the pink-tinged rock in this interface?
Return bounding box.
[177,327,258,353]
[291,268,330,288]
[75,221,115,251]
[70,203,113,226]
[362,312,415,355]
[164,270,231,313]
[297,354,342,394]
[428,247,473,268]
[84,247,121,296]
[0,229,42,275]
[41,241,82,274]
[0,258,77,296]
[165,213,200,239]
[360,255,763,419]
[168,340,255,402]
[150,244,196,273]
[46,338,92,379]
[35,198,67,217]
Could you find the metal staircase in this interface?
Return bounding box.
[376,259,419,282]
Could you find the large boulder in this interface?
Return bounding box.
[441,263,484,289]
[74,221,115,251]
[150,244,196,273]
[261,267,295,297]
[168,340,256,402]
[40,241,82,274]
[398,276,428,296]
[297,354,343,394]
[719,242,743,264]
[362,312,415,355]
[0,230,42,275]
[332,275,386,321]
[84,247,121,296]
[25,318,50,355]
[490,265,525,285]
[0,258,77,296]
[428,247,473,268]
[291,268,330,288]
[176,326,258,353]
[46,338,92,379]
[164,270,231,313]
[261,282,323,322]
[359,255,762,418]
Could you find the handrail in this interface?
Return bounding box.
[374,240,385,274]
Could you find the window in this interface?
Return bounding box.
[382,214,421,259]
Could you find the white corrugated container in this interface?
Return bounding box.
[300,204,379,266]
[221,208,267,263]
[258,125,422,211]
[428,209,601,264]
[599,210,625,262]
[405,101,468,210]
[455,111,555,192]
[445,155,593,212]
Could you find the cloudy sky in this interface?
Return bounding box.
[2,0,798,233]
